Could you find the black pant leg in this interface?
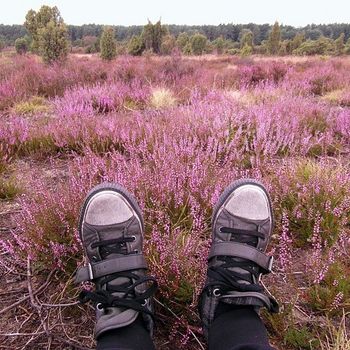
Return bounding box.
[96,316,155,350]
[208,306,274,350]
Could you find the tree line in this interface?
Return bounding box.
[2,5,350,63]
[2,22,350,46]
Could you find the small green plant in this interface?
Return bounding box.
[284,326,319,349]
[307,261,350,315]
[0,177,21,200]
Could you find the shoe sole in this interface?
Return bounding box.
[211,178,274,251]
[78,182,145,243]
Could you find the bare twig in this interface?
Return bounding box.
[27,256,51,341]
[0,331,46,336]
[0,269,54,315]
[40,301,80,307]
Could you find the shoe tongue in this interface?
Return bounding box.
[95,223,127,259]
[92,224,145,298]
[230,220,258,247]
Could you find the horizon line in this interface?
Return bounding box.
[2,21,350,28]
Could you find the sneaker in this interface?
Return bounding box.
[199,179,279,339]
[75,183,157,339]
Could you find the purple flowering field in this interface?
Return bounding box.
[0,54,349,349]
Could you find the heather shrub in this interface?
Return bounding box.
[53,81,150,117]
[334,109,350,143]
[8,175,85,271]
[237,61,289,86]
[272,160,350,247]
[1,54,350,348]
[307,260,350,315]
[158,55,196,85]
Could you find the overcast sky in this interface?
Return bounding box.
[1,0,349,27]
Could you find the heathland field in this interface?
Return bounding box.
[0,53,349,349]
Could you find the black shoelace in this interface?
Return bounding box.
[79,237,157,316]
[206,226,265,296]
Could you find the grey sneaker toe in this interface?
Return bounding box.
[199,179,278,339]
[75,183,157,339]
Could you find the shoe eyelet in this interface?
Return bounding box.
[134,249,139,254]
[131,235,136,242]
[96,303,104,311]
[141,299,147,306]
[213,288,221,297]
[219,227,224,233]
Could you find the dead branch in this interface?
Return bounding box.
[0,269,55,315]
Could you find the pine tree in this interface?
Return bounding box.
[345,38,350,54]
[141,20,167,54]
[267,21,281,55]
[24,6,68,63]
[334,33,345,55]
[25,6,64,53]
[240,30,254,49]
[213,36,225,54]
[100,27,117,60]
[160,34,176,55]
[291,32,305,52]
[38,21,68,63]
[128,35,144,56]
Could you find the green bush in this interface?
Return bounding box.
[294,37,334,56]
[190,33,207,55]
[15,37,29,55]
[176,32,189,52]
[100,27,117,61]
[0,177,21,200]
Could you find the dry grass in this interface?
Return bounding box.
[317,312,350,350]
[150,88,177,109]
